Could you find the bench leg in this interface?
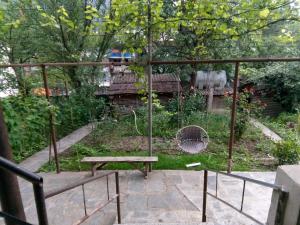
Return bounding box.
[91,163,97,176]
[144,163,148,179]
[91,163,107,176]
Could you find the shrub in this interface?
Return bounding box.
[234,115,248,141]
[2,95,50,162]
[54,86,107,137]
[167,91,206,125]
[227,89,265,141]
[2,85,107,162]
[272,139,300,165]
[135,106,175,138]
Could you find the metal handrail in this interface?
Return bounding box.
[202,169,289,225]
[0,157,121,225]
[44,171,121,225]
[0,157,42,183]
[214,170,284,191]
[0,157,48,225]
[0,211,33,225]
[45,171,115,198]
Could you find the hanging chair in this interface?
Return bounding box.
[176,125,209,154]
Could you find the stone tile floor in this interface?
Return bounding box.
[0,170,275,225]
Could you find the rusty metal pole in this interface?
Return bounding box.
[115,172,121,224]
[202,170,207,222]
[41,65,60,173]
[227,62,240,173]
[147,0,153,172]
[0,104,26,224]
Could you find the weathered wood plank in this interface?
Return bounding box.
[81,156,158,163]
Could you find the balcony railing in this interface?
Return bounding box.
[0,156,121,225]
[202,169,288,225]
[44,171,121,225]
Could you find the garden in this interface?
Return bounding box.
[0,0,300,173]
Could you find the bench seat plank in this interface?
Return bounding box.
[81,156,158,163]
[81,156,158,178]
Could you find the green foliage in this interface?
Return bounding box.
[243,62,300,111]
[182,92,206,116]
[2,96,50,162]
[272,139,300,165]
[40,111,275,173]
[54,86,107,137]
[167,91,206,124]
[1,85,107,162]
[259,112,299,141]
[234,116,248,141]
[134,106,175,138]
[227,90,265,141]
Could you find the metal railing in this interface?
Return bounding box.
[0,157,121,225]
[44,171,121,225]
[0,156,48,225]
[202,170,289,225]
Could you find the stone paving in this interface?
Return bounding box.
[1,170,276,225]
[19,123,94,172]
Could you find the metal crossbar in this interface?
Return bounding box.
[202,170,289,225]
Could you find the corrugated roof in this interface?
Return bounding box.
[108,73,181,95]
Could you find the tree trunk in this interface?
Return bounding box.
[190,67,197,92]
[0,104,26,224]
[67,66,81,88]
[12,67,29,95]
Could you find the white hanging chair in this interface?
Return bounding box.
[176,125,209,154]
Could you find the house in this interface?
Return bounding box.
[195,70,232,112]
[105,73,181,107]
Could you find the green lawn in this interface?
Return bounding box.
[258,113,299,140]
[40,111,276,172]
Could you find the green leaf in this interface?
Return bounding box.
[259,8,270,18]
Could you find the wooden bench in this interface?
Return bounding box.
[81,156,158,178]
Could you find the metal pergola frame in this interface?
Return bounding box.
[0,56,300,173]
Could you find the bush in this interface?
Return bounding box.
[234,115,248,141]
[167,91,206,125]
[53,86,107,137]
[2,95,50,162]
[135,106,175,138]
[272,139,300,165]
[2,85,107,162]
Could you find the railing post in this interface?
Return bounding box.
[115,172,121,224]
[82,184,87,216]
[241,180,246,211]
[106,175,110,201]
[41,65,60,174]
[202,170,208,222]
[33,182,49,225]
[274,190,289,225]
[228,62,240,173]
[216,172,218,197]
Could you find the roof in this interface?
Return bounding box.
[108,73,181,95]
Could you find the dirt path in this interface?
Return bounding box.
[20,123,95,172]
[250,118,282,143]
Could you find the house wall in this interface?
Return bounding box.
[110,93,176,109]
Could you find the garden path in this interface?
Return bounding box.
[249,118,282,143]
[19,123,95,172]
[1,170,275,225]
